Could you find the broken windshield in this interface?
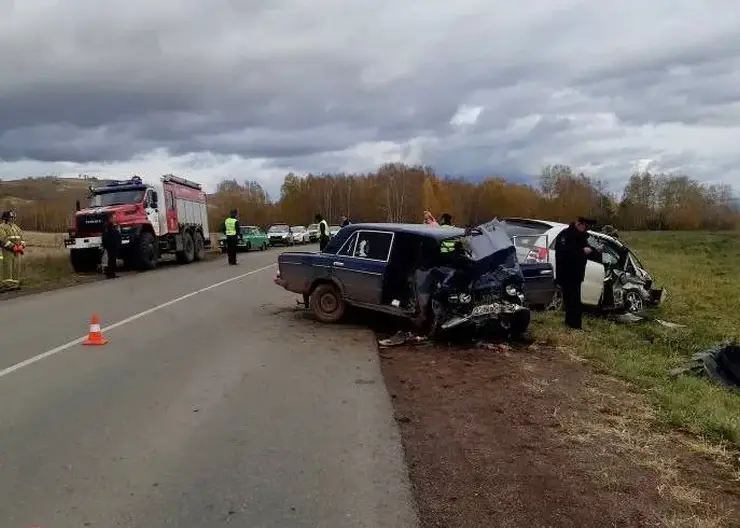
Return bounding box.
[89,190,145,207]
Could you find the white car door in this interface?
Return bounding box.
[581,234,606,306]
[547,228,605,306]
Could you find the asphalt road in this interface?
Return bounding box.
[0,245,418,527]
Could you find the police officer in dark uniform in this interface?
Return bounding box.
[554,216,598,329]
[101,217,122,278]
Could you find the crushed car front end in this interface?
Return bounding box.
[424,221,533,338]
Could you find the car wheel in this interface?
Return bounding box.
[624,291,644,313]
[246,241,251,252]
[310,283,345,323]
[260,242,266,251]
[546,286,563,311]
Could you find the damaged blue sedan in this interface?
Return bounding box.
[274,220,556,338]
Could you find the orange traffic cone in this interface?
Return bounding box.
[82,314,107,346]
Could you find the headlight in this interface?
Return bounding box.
[505,284,519,296]
[459,293,472,304]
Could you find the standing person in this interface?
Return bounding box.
[439,213,453,226]
[101,218,122,279]
[0,211,24,290]
[423,211,439,226]
[0,211,10,290]
[315,213,330,251]
[340,215,351,228]
[554,216,598,330]
[222,209,242,265]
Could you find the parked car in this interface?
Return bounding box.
[498,217,665,313]
[274,221,556,338]
[291,225,311,244]
[307,223,320,242]
[329,225,341,237]
[218,225,269,253]
[267,224,294,246]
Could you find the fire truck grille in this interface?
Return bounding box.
[76,213,108,234]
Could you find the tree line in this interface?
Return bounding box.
[2,164,737,232]
[208,163,739,232]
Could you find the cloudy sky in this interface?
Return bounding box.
[1,0,739,199]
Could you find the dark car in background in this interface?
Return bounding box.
[274,220,556,338]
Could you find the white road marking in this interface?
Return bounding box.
[0,263,277,379]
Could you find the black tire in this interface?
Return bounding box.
[176,231,195,264]
[70,248,100,273]
[310,283,345,323]
[193,231,206,261]
[260,242,266,251]
[245,241,252,252]
[135,231,158,270]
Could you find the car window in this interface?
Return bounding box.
[352,231,393,261]
[337,233,358,256]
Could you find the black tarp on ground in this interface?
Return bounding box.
[669,342,740,388]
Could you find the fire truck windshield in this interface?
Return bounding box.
[89,190,145,207]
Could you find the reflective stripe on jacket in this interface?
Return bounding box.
[224,217,238,236]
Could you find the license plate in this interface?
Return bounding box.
[470,304,500,316]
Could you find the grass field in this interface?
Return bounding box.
[532,231,740,448]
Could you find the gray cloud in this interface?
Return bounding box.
[1,0,739,198]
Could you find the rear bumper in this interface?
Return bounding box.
[274,277,287,288]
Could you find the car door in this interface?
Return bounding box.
[144,189,162,236]
[331,230,393,305]
[581,234,606,305]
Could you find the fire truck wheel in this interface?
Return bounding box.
[135,232,158,270]
[177,231,196,264]
[193,231,206,261]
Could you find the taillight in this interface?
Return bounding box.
[526,246,548,263]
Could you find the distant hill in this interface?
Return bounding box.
[0,176,111,210]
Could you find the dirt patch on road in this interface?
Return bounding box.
[380,342,740,528]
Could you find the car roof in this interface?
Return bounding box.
[242,225,258,229]
[500,217,564,229]
[346,222,466,241]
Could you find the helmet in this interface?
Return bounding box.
[1,211,10,222]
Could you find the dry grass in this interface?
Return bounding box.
[532,231,740,448]
[25,231,66,249]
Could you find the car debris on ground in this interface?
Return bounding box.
[669,341,740,388]
[610,312,686,328]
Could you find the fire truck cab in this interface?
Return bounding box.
[65,174,212,272]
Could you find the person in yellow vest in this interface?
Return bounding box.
[221,209,243,265]
[0,211,25,290]
[439,213,457,253]
[0,212,8,289]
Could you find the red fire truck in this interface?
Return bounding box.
[64,175,212,272]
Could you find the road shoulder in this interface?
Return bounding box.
[380,342,740,528]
